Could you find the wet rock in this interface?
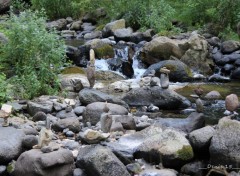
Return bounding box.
[32,111,47,122]
[66,131,75,137]
[79,88,127,107]
[204,91,221,100]
[140,36,185,65]
[209,117,240,168]
[134,128,193,168]
[139,169,178,176]
[122,87,191,110]
[189,126,215,153]
[114,27,133,42]
[208,74,230,82]
[13,149,74,176]
[121,61,134,78]
[102,19,126,38]
[143,60,193,82]
[214,55,230,66]
[156,112,205,133]
[52,118,81,133]
[225,94,239,112]
[79,129,109,144]
[0,127,25,164]
[207,36,221,47]
[221,40,240,54]
[76,145,130,176]
[223,64,234,74]
[83,102,128,125]
[22,135,38,149]
[126,163,142,174]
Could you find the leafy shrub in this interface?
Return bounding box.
[0,10,65,99]
[31,0,74,19]
[0,73,9,104]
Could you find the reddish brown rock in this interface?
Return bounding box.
[225,94,239,112]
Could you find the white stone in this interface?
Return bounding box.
[1,104,12,113]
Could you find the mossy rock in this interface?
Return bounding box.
[61,67,85,74]
[95,70,125,82]
[94,44,114,59]
[176,145,194,161]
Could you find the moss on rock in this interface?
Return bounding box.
[61,67,85,74]
[177,145,194,161]
[94,44,114,59]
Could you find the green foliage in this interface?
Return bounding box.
[31,0,74,19]
[0,10,65,99]
[11,0,30,13]
[0,73,9,104]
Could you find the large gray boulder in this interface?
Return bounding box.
[156,112,205,133]
[220,40,240,54]
[79,88,127,107]
[52,118,81,133]
[82,102,128,125]
[27,96,54,116]
[102,19,126,37]
[134,128,194,168]
[76,145,130,176]
[122,87,191,109]
[143,60,193,82]
[209,117,240,167]
[0,127,25,164]
[114,27,133,42]
[139,36,186,65]
[13,149,74,176]
[189,126,215,153]
[0,0,10,13]
[46,19,67,31]
[180,33,213,75]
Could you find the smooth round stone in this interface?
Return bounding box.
[66,131,75,137]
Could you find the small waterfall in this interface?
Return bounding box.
[132,48,146,79]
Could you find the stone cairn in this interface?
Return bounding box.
[0,104,12,127]
[100,102,112,133]
[160,67,170,89]
[87,49,96,88]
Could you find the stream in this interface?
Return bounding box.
[65,39,240,125]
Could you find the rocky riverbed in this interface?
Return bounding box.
[1,10,240,176]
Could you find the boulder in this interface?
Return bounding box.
[181,160,206,176]
[143,60,193,82]
[70,21,82,31]
[221,40,240,54]
[52,118,81,133]
[122,87,191,109]
[22,135,38,149]
[134,128,194,168]
[84,31,102,40]
[32,111,47,122]
[13,149,74,176]
[82,102,128,125]
[79,88,127,107]
[27,96,54,116]
[56,110,78,119]
[0,127,25,164]
[231,67,240,79]
[225,94,239,112]
[189,126,215,153]
[156,112,205,133]
[209,117,240,167]
[74,106,86,116]
[180,34,213,75]
[46,19,67,31]
[111,115,136,130]
[85,39,114,59]
[0,0,10,13]
[204,91,221,100]
[208,74,230,82]
[102,19,126,38]
[79,129,109,144]
[82,8,106,24]
[114,27,133,42]
[140,36,186,65]
[76,145,130,176]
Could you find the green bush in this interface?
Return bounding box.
[31,0,74,19]
[0,73,9,104]
[0,10,65,99]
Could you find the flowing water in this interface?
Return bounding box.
[65,39,240,125]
